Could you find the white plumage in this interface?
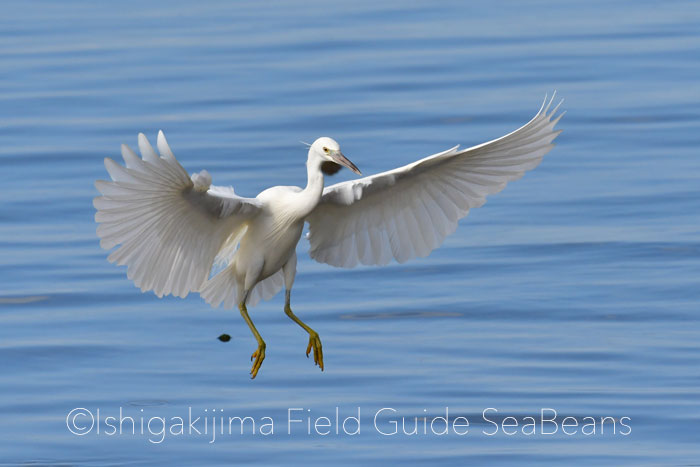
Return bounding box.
[308,94,563,267]
[94,93,564,378]
[95,132,261,300]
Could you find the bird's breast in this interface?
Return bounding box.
[241,213,304,278]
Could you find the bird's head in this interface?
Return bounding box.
[309,137,362,176]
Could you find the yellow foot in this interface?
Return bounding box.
[249,343,266,379]
[305,332,324,371]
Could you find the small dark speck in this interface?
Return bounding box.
[218,334,231,342]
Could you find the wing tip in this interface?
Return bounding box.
[156,129,177,161]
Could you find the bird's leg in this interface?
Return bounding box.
[281,253,323,371]
[238,300,266,379]
[284,290,324,371]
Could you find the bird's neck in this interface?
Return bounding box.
[297,157,325,217]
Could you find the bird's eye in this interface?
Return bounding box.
[323,147,329,153]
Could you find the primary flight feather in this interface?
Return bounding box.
[94,93,564,378]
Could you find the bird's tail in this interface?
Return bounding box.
[200,260,285,309]
[200,263,240,309]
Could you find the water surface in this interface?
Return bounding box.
[1,0,699,464]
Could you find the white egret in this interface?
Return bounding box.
[94,93,564,378]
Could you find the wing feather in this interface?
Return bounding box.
[307,93,564,268]
[94,131,262,298]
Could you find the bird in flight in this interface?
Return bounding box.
[94,93,564,378]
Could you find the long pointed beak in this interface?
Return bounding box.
[332,151,362,175]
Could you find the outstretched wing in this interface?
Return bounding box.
[94,131,261,298]
[307,93,564,268]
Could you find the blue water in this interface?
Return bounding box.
[1,0,699,464]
